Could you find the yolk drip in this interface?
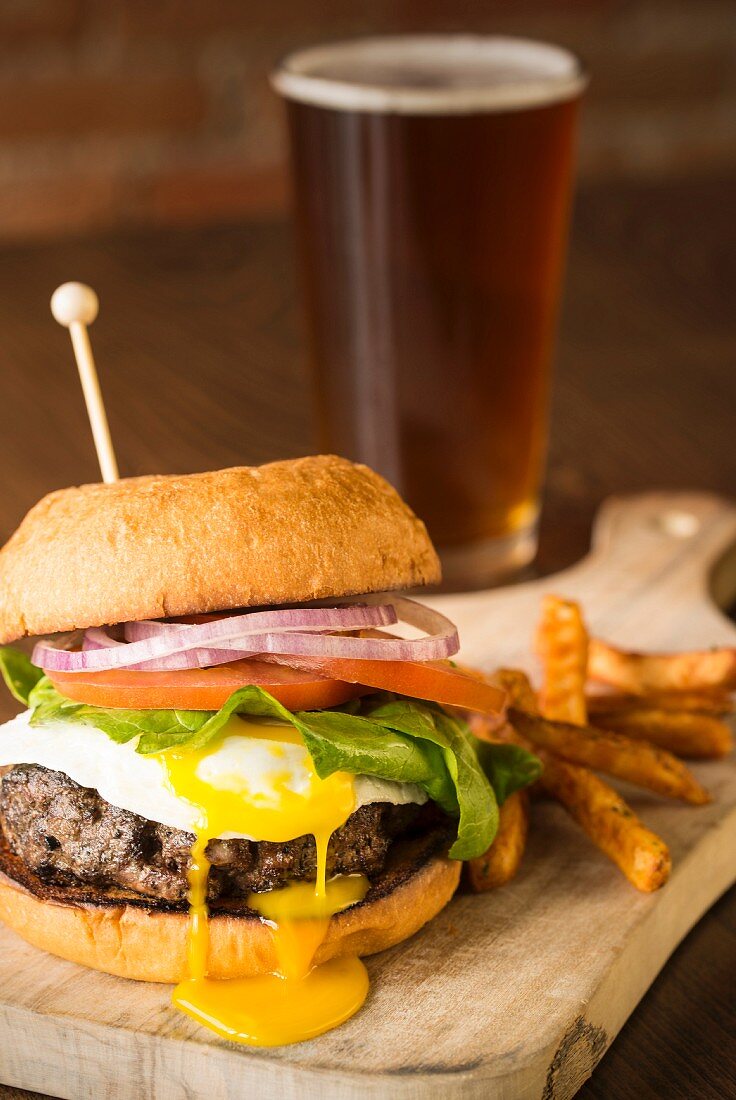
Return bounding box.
[161,717,371,1046]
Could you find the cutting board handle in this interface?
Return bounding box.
[590,492,736,567]
[432,491,736,664]
[566,491,736,646]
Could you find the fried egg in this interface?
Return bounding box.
[0,710,426,836]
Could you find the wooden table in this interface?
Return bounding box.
[0,174,733,1099]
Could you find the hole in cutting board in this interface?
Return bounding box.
[657,511,701,539]
[710,539,736,623]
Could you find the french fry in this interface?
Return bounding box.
[536,596,589,724]
[471,664,676,892]
[589,639,736,694]
[491,668,540,715]
[509,708,711,804]
[588,707,733,760]
[538,752,671,892]
[533,613,674,889]
[587,689,733,717]
[464,716,533,889]
[465,789,530,891]
[479,692,674,891]
[469,713,537,756]
[468,712,502,743]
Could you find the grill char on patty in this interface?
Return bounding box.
[0,764,421,903]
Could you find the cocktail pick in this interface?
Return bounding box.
[50,282,119,484]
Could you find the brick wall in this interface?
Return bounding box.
[0,0,734,241]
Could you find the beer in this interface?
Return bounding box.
[273,37,586,586]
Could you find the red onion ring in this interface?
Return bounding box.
[32,598,459,674]
[123,621,188,641]
[32,603,405,673]
[83,629,125,651]
[83,627,256,671]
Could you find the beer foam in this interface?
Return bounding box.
[272,36,587,115]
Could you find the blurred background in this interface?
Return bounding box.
[0,0,733,574]
[1,0,735,241]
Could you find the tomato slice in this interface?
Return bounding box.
[258,655,506,715]
[47,660,368,712]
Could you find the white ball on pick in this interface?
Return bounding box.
[50,282,99,327]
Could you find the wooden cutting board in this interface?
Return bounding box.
[0,492,734,1100]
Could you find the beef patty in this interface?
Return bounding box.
[0,764,422,904]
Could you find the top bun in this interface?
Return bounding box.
[0,455,440,643]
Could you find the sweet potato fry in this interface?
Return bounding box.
[587,689,733,717]
[480,692,673,890]
[473,658,680,889]
[509,708,711,804]
[538,752,671,892]
[491,668,540,715]
[587,707,733,760]
[465,789,530,891]
[589,639,736,694]
[467,711,497,743]
[469,713,533,750]
[536,596,588,724]
[532,625,674,888]
[464,715,533,889]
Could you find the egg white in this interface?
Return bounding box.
[0,710,426,839]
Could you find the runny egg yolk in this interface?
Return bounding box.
[161,716,370,1046]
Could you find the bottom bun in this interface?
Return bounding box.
[0,827,460,983]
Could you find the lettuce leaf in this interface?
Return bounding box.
[27,677,213,754]
[474,740,544,804]
[0,647,44,705]
[361,697,499,861]
[0,649,541,860]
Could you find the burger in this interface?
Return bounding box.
[0,455,537,1046]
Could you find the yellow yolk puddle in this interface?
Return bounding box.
[161,717,370,1046]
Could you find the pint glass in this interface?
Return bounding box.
[273,36,586,586]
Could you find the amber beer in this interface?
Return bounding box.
[273,37,586,586]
